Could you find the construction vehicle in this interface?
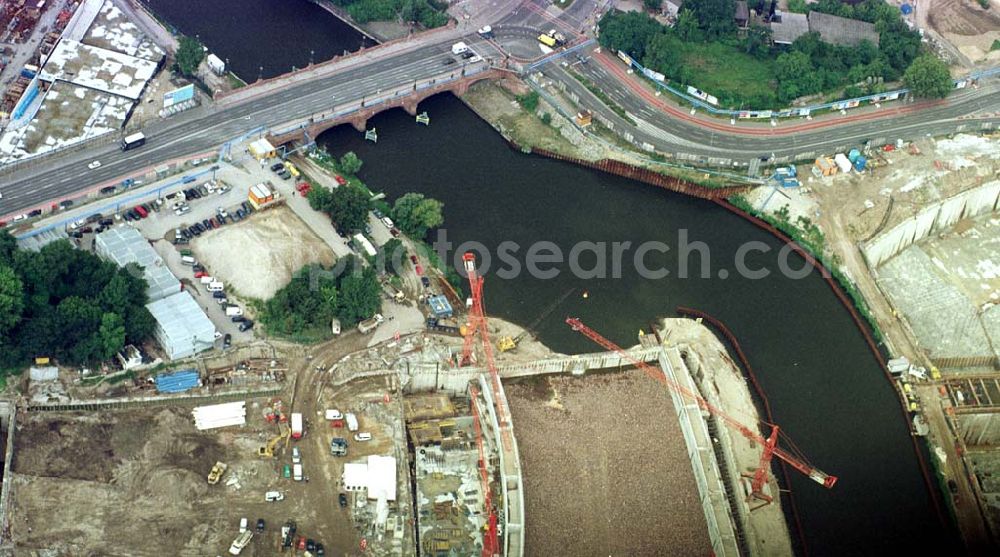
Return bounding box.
[207,461,228,485]
[565,317,837,507]
[291,412,304,439]
[497,288,575,352]
[258,424,291,458]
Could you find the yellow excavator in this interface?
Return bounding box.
[258,424,291,458]
[207,461,228,485]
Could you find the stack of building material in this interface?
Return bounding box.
[813,157,836,176]
[155,369,201,394]
[192,401,247,430]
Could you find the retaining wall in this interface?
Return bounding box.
[863,180,1000,268]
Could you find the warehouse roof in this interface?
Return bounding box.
[770,11,809,45]
[94,226,179,302]
[40,39,158,100]
[807,11,880,47]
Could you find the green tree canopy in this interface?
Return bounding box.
[336,266,382,325]
[175,35,206,77]
[392,193,444,239]
[340,151,363,175]
[684,0,737,40]
[379,238,407,276]
[597,10,662,59]
[0,230,16,266]
[0,265,24,341]
[903,54,952,99]
[98,313,127,361]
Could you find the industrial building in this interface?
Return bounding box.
[145,291,217,360]
[94,226,180,302]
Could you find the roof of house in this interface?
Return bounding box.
[770,11,809,45]
[735,1,749,22]
[807,11,880,47]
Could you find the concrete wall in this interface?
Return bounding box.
[957,413,1000,446]
[0,400,17,542]
[864,180,1000,267]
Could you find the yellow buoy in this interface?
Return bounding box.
[582,291,589,299]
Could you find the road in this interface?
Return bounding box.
[2,0,1000,219]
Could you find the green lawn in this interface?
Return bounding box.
[678,42,777,108]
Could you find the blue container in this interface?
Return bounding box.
[848,149,861,163]
[901,3,913,15]
[854,156,867,172]
[155,369,200,393]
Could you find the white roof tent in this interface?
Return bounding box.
[94,226,180,302]
[192,401,247,430]
[340,455,397,501]
[146,291,216,360]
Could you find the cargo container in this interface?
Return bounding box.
[291,412,303,438]
[814,157,836,176]
[834,153,852,174]
[847,148,861,163]
[537,33,557,47]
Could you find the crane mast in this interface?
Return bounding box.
[565,317,837,501]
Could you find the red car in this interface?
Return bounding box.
[194,271,207,279]
[414,264,423,276]
[331,419,344,428]
[298,537,307,550]
[409,255,418,264]
[134,205,148,218]
[334,175,347,186]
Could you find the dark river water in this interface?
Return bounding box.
[142,0,374,80]
[145,2,963,554]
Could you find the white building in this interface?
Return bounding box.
[145,292,216,360]
[341,455,397,502]
[94,227,180,302]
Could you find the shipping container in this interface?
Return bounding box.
[834,153,852,174]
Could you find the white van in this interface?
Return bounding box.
[354,432,372,442]
[225,305,244,317]
[200,275,214,285]
[265,490,284,502]
[292,446,301,464]
[181,255,197,266]
[239,517,248,533]
[380,216,394,229]
[207,281,224,292]
[293,463,303,481]
[345,412,359,432]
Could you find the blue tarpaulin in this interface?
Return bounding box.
[155,369,200,393]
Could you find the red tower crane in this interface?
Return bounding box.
[566,317,837,504]
[460,252,504,556]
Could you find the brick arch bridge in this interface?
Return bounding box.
[268,67,503,146]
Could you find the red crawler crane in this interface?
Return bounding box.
[460,252,504,556]
[566,317,837,506]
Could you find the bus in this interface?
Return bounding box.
[121,132,146,151]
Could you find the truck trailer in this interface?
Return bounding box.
[291,412,303,439]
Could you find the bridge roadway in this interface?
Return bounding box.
[0,39,472,218]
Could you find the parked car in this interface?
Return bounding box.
[59,199,74,209]
[339,493,348,507]
[238,320,254,332]
[224,334,232,348]
[100,186,116,195]
[354,432,372,442]
[410,255,418,264]
[231,315,246,323]
[256,518,265,532]
[87,160,101,170]
[315,543,325,556]
[270,162,284,172]
[265,491,284,502]
[292,447,301,464]
[27,209,42,217]
[306,539,316,552]
[421,276,431,288]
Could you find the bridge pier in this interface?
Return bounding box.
[350,116,367,132]
[402,99,420,116]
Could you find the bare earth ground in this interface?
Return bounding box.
[192,206,336,300]
[927,0,1000,63]
[10,403,356,556]
[505,370,711,557]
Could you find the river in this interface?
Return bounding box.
[145,2,962,554]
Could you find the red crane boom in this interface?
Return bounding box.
[566,317,837,497]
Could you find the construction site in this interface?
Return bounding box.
[743,130,1000,543]
[0,237,843,555]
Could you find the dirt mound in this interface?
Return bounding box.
[929,0,1000,35]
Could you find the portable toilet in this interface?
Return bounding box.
[848,149,861,163]
[854,156,867,172]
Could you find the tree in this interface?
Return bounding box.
[903,54,952,99]
[0,230,16,266]
[175,36,206,78]
[787,0,809,13]
[745,23,772,57]
[98,313,126,360]
[0,265,23,341]
[379,238,407,276]
[340,151,363,175]
[674,9,703,43]
[392,193,444,239]
[597,10,662,59]
[684,0,737,40]
[307,185,335,212]
[336,267,382,325]
[327,185,371,233]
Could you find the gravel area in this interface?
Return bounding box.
[506,370,711,557]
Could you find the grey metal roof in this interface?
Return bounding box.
[770,12,809,45]
[807,11,880,47]
[94,226,180,302]
[146,292,216,360]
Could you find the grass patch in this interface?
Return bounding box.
[678,41,777,108]
[227,72,247,89]
[80,370,135,387]
[568,70,637,125]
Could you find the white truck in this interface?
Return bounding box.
[225,305,243,317]
[358,313,384,334]
[451,42,469,55]
[345,412,359,432]
[228,531,253,555]
[291,412,303,439]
